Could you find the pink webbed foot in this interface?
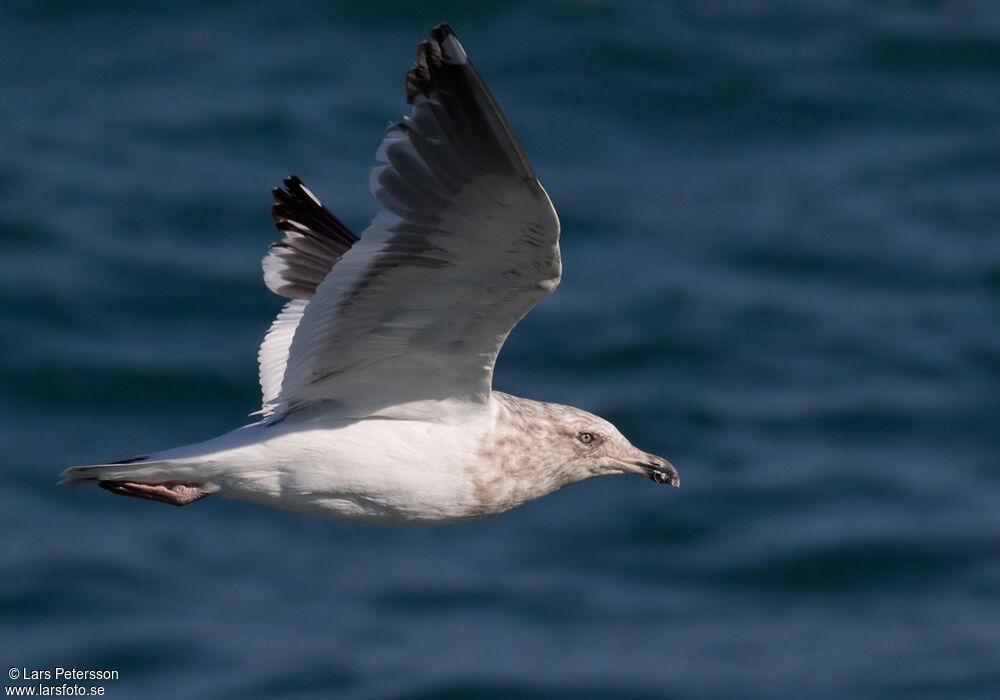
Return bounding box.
[99,481,209,506]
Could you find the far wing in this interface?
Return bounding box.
[270,24,561,417]
[257,176,359,414]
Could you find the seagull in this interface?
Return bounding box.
[60,24,678,523]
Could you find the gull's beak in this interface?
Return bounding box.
[617,453,680,487]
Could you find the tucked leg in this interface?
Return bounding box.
[99,481,209,506]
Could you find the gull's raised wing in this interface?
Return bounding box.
[260,24,561,418]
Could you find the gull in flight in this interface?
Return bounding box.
[61,24,678,523]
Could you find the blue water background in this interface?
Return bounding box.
[2,1,999,698]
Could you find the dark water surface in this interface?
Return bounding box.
[3,2,999,698]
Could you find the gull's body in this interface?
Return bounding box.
[61,25,678,523]
[91,399,494,524]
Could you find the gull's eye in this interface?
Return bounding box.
[578,432,595,444]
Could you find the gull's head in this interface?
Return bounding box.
[490,398,679,490]
[475,395,679,516]
[552,407,679,488]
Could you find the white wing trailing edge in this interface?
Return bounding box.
[258,24,560,419]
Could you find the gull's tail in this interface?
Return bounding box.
[59,456,217,506]
[61,424,261,505]
[59,456,158,485]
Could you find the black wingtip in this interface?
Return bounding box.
[269,173,359,246]
[272,175,309,209]
[263,174,361,298]
[405,24,462,105]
